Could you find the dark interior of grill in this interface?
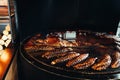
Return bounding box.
[16,0,120,41]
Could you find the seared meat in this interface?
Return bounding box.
[66,53,89,67]
[60,40,78,47]
[42,51,53,58]
[94,46,114,55]
[42,52,68,59]
[92,54,111,71]
[51,52,80,65]
[77,32,115,45]
[24,45,55,53]
[33,39,45,46]
[42,48,73,59]
[96,37,115,45]
[111,51,120,68]
[73,57,97,69]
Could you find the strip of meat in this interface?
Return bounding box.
[41,48,72,59]
[72,47,91,53]
[42,51,52,58]
[92,54,111,71]
[73,57,97,69]
[94,46,113,55]
[42,52,68,59]
[60,40,78,47]
[24,45,55,53]
[51,52,80,65]
[66,53,89,67]
[111,51,120,68]
[97,37,115,45]
[33,39,45,46]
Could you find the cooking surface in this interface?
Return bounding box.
[20,30,120,79]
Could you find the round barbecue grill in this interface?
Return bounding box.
[19,30,120,80]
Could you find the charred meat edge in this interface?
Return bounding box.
[66,53,89,67]
[73,57,97,69]
[41,48,72,59]
[51,52,80,65]
[111,51,120,68]
[42,52,68,59]
[24,45,55,53]
[92,54,111,71]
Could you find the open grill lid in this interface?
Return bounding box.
[15,0,120,42]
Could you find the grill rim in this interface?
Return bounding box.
[20,30,120,79]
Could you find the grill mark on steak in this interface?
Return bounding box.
[111,51,120,68]
[73,57,97,69]
[51,52,80,65]
[42,52,68,59]
[92,54,111,71]
[41,48,73,59]
[66,53,89,67]
[24,45,55,53]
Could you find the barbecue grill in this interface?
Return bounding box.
[13,0,120,80]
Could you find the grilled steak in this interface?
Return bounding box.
[73,57,97,69]
[42,52,68,59]
[51,52,80,65]
[66,53,89,67]
[111,51,120,68]
[92,54,111,71]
